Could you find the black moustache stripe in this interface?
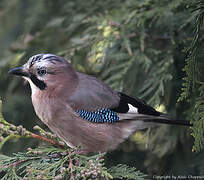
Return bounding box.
[30,75,47,90]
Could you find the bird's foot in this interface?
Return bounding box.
[46,148,89,161]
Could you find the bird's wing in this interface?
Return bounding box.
[67,73,158,120]
[67,72,120,111]
[68,72,191,126]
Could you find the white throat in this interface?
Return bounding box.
[24,77,38,95]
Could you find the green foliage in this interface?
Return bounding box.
[0,148,102,179]
[191,83,204,152]
[0,0,204,178]
[178,0,204,152]
[0,147,147,179]
[108,164,147,180]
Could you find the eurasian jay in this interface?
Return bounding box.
[9,54,191,152]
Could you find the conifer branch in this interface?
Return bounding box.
[178,0,204,152]
[0,99,65,149]
[0,100,147,179]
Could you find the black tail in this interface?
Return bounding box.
[145,118,192,126]
[144,113,192,126]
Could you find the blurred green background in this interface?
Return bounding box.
[0,0,204,177]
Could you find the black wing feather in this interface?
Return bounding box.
[111,92,192,126]
[111,92,160,116]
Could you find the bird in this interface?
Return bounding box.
[8,54,191,153]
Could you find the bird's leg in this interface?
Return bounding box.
[71,148,90,155]
[46,148,89,162]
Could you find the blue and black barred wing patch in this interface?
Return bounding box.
[76,108,119,123]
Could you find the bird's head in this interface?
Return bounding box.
[9,54,77,93]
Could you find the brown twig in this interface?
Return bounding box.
[3,159,25,168]
[68,156,75,180]
[30,133,65,149]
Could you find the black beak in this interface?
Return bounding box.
[8,67,30,77]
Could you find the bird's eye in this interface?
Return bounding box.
[37,67,47,76]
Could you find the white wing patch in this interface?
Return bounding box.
[127,103,138,113]
[117,103,139,121]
